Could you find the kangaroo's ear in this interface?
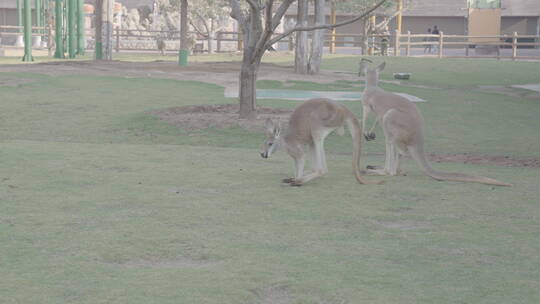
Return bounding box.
[274,121,281,137]
[265,118,276,134]
[376,62,386,72]
[359,60,369,76]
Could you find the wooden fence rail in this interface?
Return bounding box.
[394,30,540,60]
[2,26,539,60]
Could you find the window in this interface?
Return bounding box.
[468,0,502,9]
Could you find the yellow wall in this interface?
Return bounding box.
[468,8,501,43]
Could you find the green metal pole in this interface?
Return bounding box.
[16,0,24,46]
[35,0,41,32]
[17,0,23,30]
[35,0,42,46]
[77,0,85,54]
[54,0,64,58]
[22,0,33,61]
[67,0,76,58]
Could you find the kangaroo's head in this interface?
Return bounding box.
[358,58,373,77]
[261,119,281,159]
[365,62,386,88]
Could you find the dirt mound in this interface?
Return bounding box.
[151,104,292,133]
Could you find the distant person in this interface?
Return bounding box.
[423,28,432,53]
[432,25,440,53]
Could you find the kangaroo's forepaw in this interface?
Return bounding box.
[282,177,295,184]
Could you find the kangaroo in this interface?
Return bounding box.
[360,62,512,187]
[261,98,382,186]
[157,38,166,56]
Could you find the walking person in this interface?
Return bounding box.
[423,28,432,53]
[432,25,440,53]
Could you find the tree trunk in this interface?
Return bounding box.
[295,0,308,74]
[207,32,213,54]
[361,18,369,55]
[207,19,215,54]
[179,0,189,65]
[101,0,113,60]
[180,0,188,50]
[239,58,258,119]
[308,0,325,74]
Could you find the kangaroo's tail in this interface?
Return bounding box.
[408,145,512,187]
[346,114,383,185]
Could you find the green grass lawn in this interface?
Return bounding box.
[1,54,539,304]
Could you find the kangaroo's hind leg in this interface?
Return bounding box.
[293,130,332,185]
[283,143,304,184]
[367,110,398,175]
[383,110,408,176]
[366,138,392,175]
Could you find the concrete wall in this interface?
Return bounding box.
[400,17,466,35]
[501,17,539,35]
[0,8,16,26]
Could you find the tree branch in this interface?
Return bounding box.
[373,5,407,31]
[251,0,274,63]
[188,13,210,38]
[266,0,387,47]
[189,19,208,38]
[270,0,294,31]
[228,0,246,25]
[245,0,260,10]
[197,13,211,36]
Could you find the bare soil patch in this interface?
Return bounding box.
[475,85,540,100]
[151,104,292,133]
[250,284,291,304]
[153,105,540,168]
[114,256,218,269]
[0,75,34,87]
[375,219,432,231]
[3,61,538,168]
[427,153,540,168]
[0,60,363,94]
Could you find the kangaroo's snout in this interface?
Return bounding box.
[261,152,268,159]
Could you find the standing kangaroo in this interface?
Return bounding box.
[261,98,382,186]
[360,62,511,187]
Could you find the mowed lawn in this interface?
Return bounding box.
[1,56,539,304]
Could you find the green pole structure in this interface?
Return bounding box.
[17,0,23,30]
[16,0,24,46]
[77,0,85,55]
[67,0,76,58]
[179,50,188,65]
[35,0,41,32]
[54,0,64,58]
[35,0,42,46]
[22,0,33,61]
